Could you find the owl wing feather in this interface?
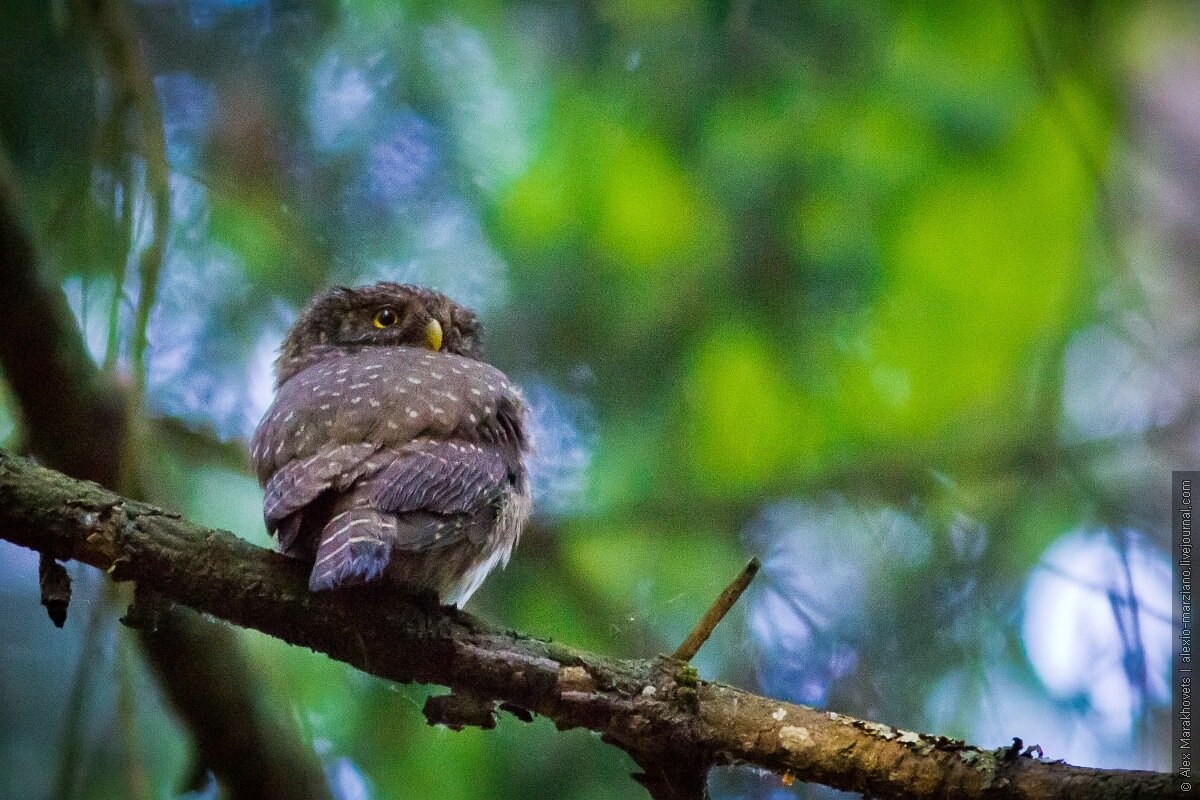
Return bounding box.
[369,440,509,516]
[261,442,380,529]
[309,507,396,591]
[253,345,529,597]
[305,440,516,592]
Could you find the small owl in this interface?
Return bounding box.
[250,283,530,606]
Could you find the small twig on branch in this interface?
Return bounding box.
[39,553,73,628]
[423,691,498,731]
[672,557,760,663]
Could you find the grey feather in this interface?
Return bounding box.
[261,442,379,527]
[251,286,531,604]
[309,508,395,591]
[368,440,507,515]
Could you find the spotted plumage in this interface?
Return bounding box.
[251,283,530,606]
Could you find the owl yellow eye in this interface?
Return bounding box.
[425,318,444,351]
[373,307,399,328]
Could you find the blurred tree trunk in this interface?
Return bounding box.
[0,148,331,800]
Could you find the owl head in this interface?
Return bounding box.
[276,283,482,384]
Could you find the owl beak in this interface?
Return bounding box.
[425,318,444,352]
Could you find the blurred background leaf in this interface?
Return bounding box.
[0,0,1193,798]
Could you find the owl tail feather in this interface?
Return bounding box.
[309,509,396,592]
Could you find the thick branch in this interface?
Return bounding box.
[0,451,1173,800]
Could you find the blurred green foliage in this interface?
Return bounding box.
[0,0,1189,798]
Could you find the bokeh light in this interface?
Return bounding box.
[0,0,1191,797]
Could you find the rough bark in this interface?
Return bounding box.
[0,450,1174,800]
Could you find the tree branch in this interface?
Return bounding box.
[672,557,759,663]
[0,450,1174,800]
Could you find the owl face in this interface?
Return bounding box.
[276,283,482,384]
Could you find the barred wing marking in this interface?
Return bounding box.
[369,440,509,517]
[262,442,379,529]
[309,508,396,591]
